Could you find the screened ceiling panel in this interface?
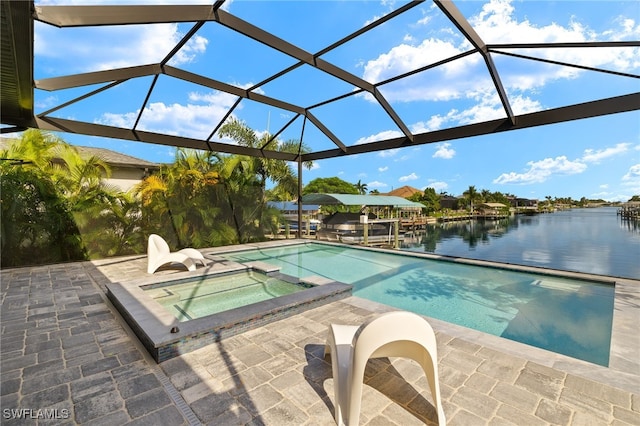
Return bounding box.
[1,0,638,162]
[178,21,300,86]
[258,64,357,108]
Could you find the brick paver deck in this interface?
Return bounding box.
[1,256,638,425]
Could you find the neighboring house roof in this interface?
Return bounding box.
[74,146,159,169]
[384,185,422,198]
[301,193,424,208]
[0,138,159,170]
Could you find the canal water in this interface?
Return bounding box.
[402,207,639,279]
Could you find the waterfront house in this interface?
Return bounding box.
[72,146,160,192]
[0,138,159,192]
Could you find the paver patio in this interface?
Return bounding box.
[1,253,638,425]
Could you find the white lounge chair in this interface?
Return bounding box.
[147,234,206,274]
[324,311,446,426]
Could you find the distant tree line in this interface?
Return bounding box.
[3,128,635,268]
[301,177,637,215]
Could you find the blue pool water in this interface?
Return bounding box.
[222,242,615,366]
[143,271,305,321]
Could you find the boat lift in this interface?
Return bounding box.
[355,215,401,249]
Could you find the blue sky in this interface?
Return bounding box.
[28,0,640,201]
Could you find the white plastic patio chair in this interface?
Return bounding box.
[324,311,446,426]
[147,234,206,274]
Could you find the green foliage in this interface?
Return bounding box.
[302,177,359,195]
[134,149,236,248]
[1,155,86,266]
[408,187,440,214]
[302,177,360,214]
[354,179,368,195]
[216,119,311,242]
[0,130,137,263]
[462,185,479,212]
[1,124,313,268]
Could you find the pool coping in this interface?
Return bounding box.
[106,257,352,362]
[208,238,640,393]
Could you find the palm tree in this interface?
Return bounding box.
[218,118,313,195]
[355,179,368,195]
[134,148,234,248]
[480,189,491,203]
[218,118,313,236]
[81,192,145,258]
[463,185,479,214]
[49,143,115,209]
[0,130,91,264]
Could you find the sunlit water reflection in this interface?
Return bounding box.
[403,207,639,279]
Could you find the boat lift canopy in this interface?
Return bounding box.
[301,193,424,209]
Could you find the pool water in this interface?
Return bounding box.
[143,270,306,321]
[222,243,615,366]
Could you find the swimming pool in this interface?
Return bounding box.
[106,264,352,362]
[222,242,615,366]
[143,270,308,321]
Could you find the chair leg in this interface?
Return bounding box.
[418,356,446,426]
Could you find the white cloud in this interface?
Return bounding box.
[362,38,469,87]
[581,143,630,163]
[416,11,433,27]
[378,166,389,172]
[96,89,240,140]
[470,0,640,72]
[622,164,640,182]
[433,143,455,159]
[378,149,399,158]
[410,91,542,134]
[425,181,448,192]
[399,172,419,182]
[34,95,58,109]
[360,0,639,107]
[36,22,208,72]
[493,142,635,187]
[309,163,320,171]
[354,95,543,151]
[355,130,403,145]
[411,113,455,133]
[493,156,587,185]
[368,180,388,188]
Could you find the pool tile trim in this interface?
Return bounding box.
[106,262,351,362]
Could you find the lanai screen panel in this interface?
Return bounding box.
[1,0,638,161]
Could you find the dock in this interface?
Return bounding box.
[618,204,640,221]
[399,216,436,230]
[438,214,473,222]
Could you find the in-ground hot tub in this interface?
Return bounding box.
[144,269,312,321]
[106,261,351,362]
